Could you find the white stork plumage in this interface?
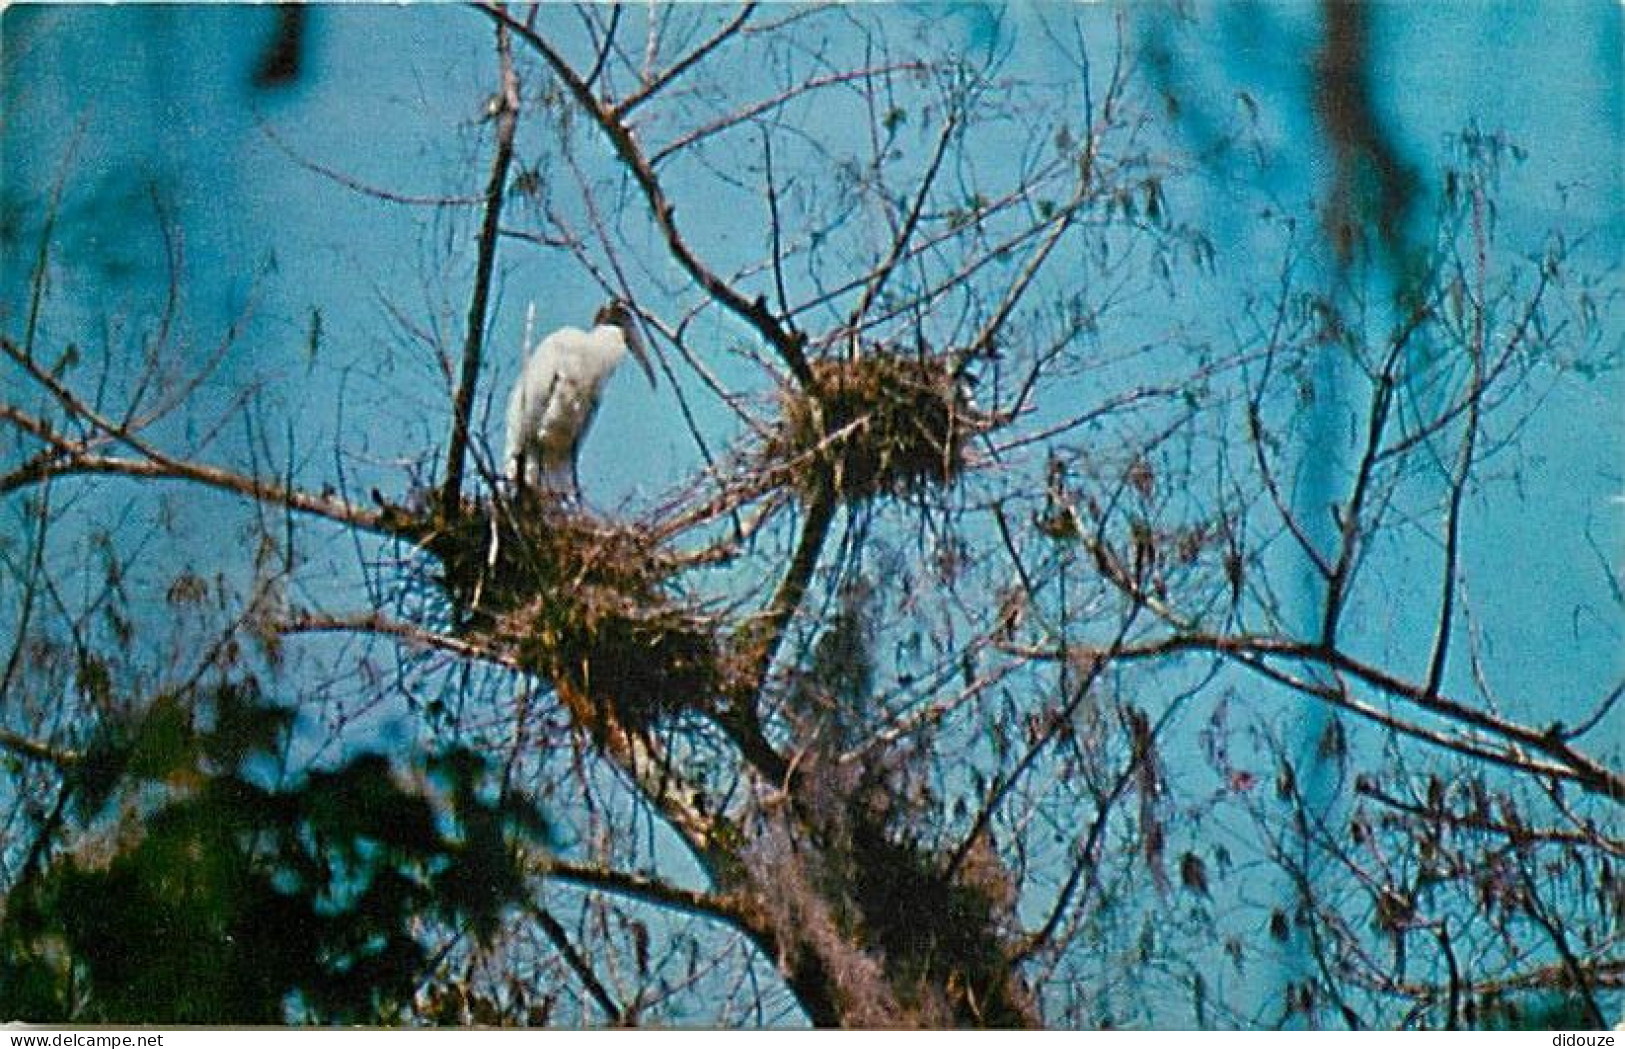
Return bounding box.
[503,299,656,499]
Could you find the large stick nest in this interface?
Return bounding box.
[767,352,988,504]
[423,499,720,737]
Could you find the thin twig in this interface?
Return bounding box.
[613,3,756,120]
[1424,187,1487,697]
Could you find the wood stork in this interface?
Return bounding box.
[504,300,656,499]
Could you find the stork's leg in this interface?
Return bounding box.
[566,433,585,506]
[569,396,601,507]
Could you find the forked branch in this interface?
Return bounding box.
[477,3,814,388]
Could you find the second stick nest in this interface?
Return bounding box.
[768,352,986,504]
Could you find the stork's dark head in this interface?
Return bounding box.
[594,299,632,329]
[595,299,656,387]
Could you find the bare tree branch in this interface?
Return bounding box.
[478,2,815,388]
[440,15,520,517]
[613,3,756,120]
[532,905,626,1024]
[1055,633,1625,799]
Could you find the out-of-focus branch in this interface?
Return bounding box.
[1314,1,1418,265]
[21,119,87,360]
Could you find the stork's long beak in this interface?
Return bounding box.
[626,324,657,388]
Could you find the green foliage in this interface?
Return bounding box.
[0,679,550,1025]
